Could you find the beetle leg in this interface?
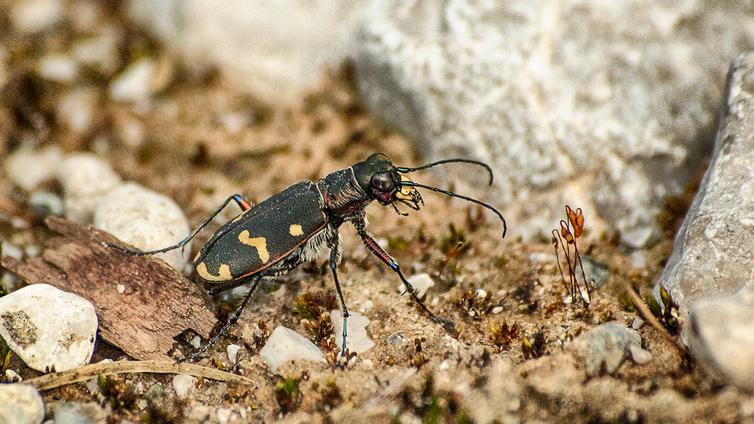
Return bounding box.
[180,275,260,363]
[327,232,351,357]
[356,226,455,333]
[106,194,251,255]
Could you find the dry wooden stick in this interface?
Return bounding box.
[623,281,686,355]
[25,360,255,391]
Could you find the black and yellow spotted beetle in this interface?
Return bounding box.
[108,153,507,361]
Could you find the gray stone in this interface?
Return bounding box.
[6,146,63,191]
[0,284,98,373]
[356,0,754,247]
[57,153,122,223]
[655,52,754,317]
[127,0,368,105]
[172,374,197,399]
[653,52,754,391]
[38,54,78,83]
[0,384,44,424]
[687,284,754,392]
[94,182,190,271]
[259,326,325,372]
[331,310,374,354]
[28,191,64,217]
[571,322,648,376]
[582,256,610,290]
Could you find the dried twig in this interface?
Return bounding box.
[622,282,686,355]
[25,360,254,391]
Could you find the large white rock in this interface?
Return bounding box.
[0,384,44,424]
[127,0,368,105]
[94,182,190,271]
[259,326,325,372]
[356,0,754,247]
[57,153,122,223]
[655,52,754,392]
[0,284,98,373]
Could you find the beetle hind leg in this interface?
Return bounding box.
[179,275,261,363]
[106,194,251,256]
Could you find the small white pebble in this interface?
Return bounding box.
[438,360,450,370]
[172,374,197,399]
[4,369,22,383]
[116,284,126,294]
[631,317,645,330]
[217,408,233,424]
[227,344,242,363]
[190,336,202,349]
[492,306,504,314]
[475,289,487,298]
[38,54,78,82]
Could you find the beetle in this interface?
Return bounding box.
[108,153,506,361]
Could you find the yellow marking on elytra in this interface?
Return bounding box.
[193,250,201,263]
[196,262,232,281]
[289,224,304,236]
[395,175,414,200]
[238,230,270,263]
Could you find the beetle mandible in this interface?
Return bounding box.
[108,153,507,361]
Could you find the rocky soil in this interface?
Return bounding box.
[0,2,753,423]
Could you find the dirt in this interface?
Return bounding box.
[0,3,752,423]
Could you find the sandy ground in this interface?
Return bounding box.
[0,3,752,423]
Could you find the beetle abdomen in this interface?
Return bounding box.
[193,181,327,283]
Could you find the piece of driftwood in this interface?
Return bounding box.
[1,216,217,361]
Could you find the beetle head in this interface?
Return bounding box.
[353,153,424,210]
[353,153,508,238]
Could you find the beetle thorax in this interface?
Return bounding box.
[317,168,371,221]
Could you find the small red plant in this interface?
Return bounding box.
[551,206,591,307]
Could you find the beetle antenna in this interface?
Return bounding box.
[401,181,507,238]
[396,158,494,185]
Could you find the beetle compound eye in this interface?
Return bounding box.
[370,172,395,193]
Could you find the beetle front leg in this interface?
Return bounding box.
[356,226,455,332]
[327,233,350,357]
[106,194,251,255]
[180,275,260,363]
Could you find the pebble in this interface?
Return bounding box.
[397,273,435,299]
[6,146,63,191]
[38,54,78,83]
[570,322,651,377]
[57,153,122,223]
[4,369,22,383]
[226,344,242,363]
[0,284,98,373]
[387,332,404,345]
[11,0,63,33]
[217,408,233,424]
[57,88,97,134]
[259,326,325,372]
[172,374,197,399]
[53,402,107,424]
[581,256,610,289]
[109,58,156,103]
[631,317,645,330]
[331,310,374,354]
[28,191,64,217]
[0,384,44,424]
[94,182,190,271]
